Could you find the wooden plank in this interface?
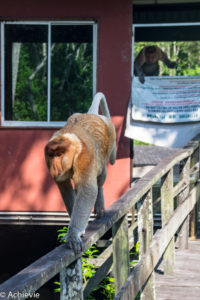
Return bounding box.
[114,184,199,300]
[190,147,200,239]
[112,216,130,294]
[137,189,155,300]
[156,277,200,287]
[60,257,83,300]
[156,287,200,300]
[161,169,174,274]
[177,157,190,249]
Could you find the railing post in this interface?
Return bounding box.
[137,188,155,300]
[177,157,190,249]
[112,215,130,295]
[190,145,200,240]
[161,168,174,274]
[60,257,83,300]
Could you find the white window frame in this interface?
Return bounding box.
[1,21,97,127]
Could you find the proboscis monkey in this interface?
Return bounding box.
[134,45,177,83]
[45,93,116,254]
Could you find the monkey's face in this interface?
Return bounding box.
[146,53,157,64]
[45,137,75,182]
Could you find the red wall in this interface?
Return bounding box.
[0,0,132,211]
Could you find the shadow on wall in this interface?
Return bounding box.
[0,129,65,211]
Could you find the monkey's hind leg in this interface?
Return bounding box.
[94,166,107,218]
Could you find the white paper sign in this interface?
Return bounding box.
[132,76,200,123]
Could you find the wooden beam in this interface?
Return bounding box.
[137,188,155,300]
[161,169,174,274]
[60,257,83,300]
[177,157,191,249]
[112,216,130,294]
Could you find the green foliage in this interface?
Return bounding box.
[53,281,60,293]
[13,43,47,121]
[82,245,99,284]
[56,226,68,242]
[50,43,92,121]
[88,276,115,300]
[129,241,139,268]
[134,140,150,146]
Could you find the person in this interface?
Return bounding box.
[134,45,177,83]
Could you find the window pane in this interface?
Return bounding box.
[50,25,93,121]
[4,25,48,121]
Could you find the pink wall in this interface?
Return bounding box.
[0,0,132,211]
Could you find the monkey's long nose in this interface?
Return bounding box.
[50,160,62,179]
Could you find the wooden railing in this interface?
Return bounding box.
[0,135,200,300]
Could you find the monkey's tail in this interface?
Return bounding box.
[88,92,116,165]
[88,92,111,119]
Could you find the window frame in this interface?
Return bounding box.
[1,21,97,127]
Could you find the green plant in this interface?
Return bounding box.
[56,226,68,242]
[130,241,139,268]
[53,281,60,293]
[134,140,150,146]
[82,245,99,285]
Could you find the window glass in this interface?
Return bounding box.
[50,25,93,121]
[4,25,48,121]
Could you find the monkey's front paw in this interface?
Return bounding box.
[63,231,83,254]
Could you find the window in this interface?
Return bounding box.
[1,21,97,126]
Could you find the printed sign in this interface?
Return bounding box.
[132,76,200,123]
